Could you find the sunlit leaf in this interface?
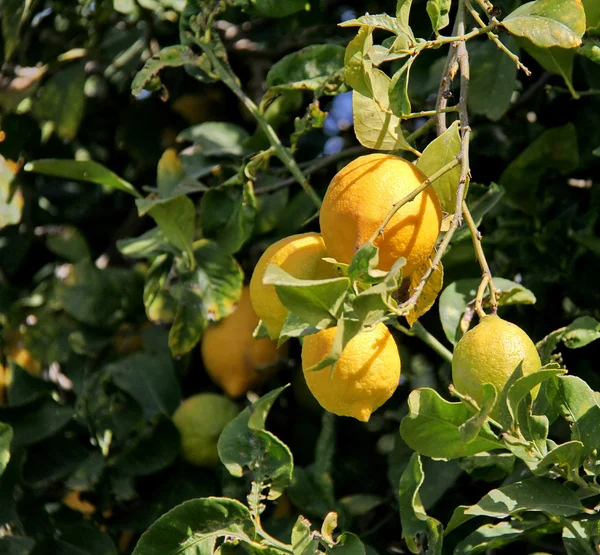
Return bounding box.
[501,0,586,49]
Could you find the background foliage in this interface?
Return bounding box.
[1,0,600,554]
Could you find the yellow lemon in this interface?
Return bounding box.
[301,323,401,422]
[249,233,336,339]
[63,490,96,516]
[172,393,239,467]
[202,287,288,398]
[320,153,442,275]
[452,315,542,409]
[5,331,42,376]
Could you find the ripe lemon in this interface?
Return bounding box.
[249,233,336,339]
[172,393,239,467]
[452,315,542,409]
[320,153,442,275]
[5,331,42,376]
[202,287,288,398]
[63,490,96,516]
[301,323,401,422]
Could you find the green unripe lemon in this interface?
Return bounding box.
[452,315,541,410]
[172,393,239,467]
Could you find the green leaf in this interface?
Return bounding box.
[167,240,243,356]
[519,40,577,97]
[177,122,250,157]
[453,517,552,555]
[113,417,180,477]
[400,388,503,459]
[292,517,320,555]
[266,45,346,93]
[398,454,443,555]
[25,159,140,197]
[131,497,255,555]
[43,225,90,262]
[168,289,207,356]
[344,26,374,97]
[263,264,350,330]
[501,0,586,49]
[555,375,600,455]
[579,39,600,64]
[506,366,566,425]
[445,477,585,534]
[537,316,600,363]
[108,352,181,419]
[459,384,497,443]
[247,0,306,18]
[0,397,73,447]
[199,181,256,254]
[33,62,86,141]
[584,0,600,33]
[396,0,414,29]
[56,523,118,555]
[0,422,12,478]
[131,45,197,97]
[532,440,584,476]
[1,0,32,61]
[340,13,414,48]
[353,68,417,153]
[0,536,36,555]
[218,386,293,499]
[426,0,451,33]
[438,278,536,345]
[562,519,598,554]
[469,36,519,121]
[0,157,23,230]
[57,261,127,327]
[416,120,461,214]
[137,196,196,267]
[389,56,416,118]
[117,228,179,259]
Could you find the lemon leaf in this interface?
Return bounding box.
[416,121,461,214]
[406,260,444,327]
[501,0,586,49]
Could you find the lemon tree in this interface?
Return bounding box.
[2,0,600,555]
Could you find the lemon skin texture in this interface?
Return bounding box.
[319,153,442,275]
[452,315,542,409]
[301,323,401,422]
[249,232,336,339]
[202,287,288,398]
[172,393,239,467]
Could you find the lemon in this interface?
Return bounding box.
[320,153,442,275]
[202,287,287,398]
[249,233,336,339]
[5,331,42,376]
[172,393,239,467]
[301,323,401,422]
[63,490,96,516]
[452,315,542,409]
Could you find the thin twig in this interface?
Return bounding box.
[192,37,322,209]
[465,0,530,75]
[462,201,499,313]
[367,157,461,244]
[435,15,462,136]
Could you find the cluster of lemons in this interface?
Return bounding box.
[174,153,541,466]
